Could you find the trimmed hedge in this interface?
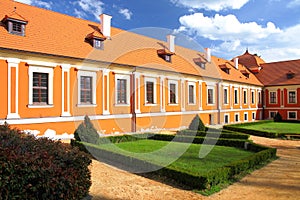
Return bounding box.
[223,125,281,138]
[177,130,249,140]
[74,137,276,191]
[0,124,92,200]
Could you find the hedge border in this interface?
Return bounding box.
[72,133,276,191]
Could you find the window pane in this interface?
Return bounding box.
[189,85,194,104]
[80,76,92,104]
[117,79,127,104]
[146,81,154,103]
[208,89,213,104]
[224,89,228,104]
[170,83,176,104]
[289,91,296,103]
[33,73,48,104]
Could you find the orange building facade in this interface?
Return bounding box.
[1,0,297,139]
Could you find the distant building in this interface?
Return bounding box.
[0,0,297,139]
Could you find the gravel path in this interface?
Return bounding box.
[89,136,300,200]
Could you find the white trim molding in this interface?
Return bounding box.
[6,58,21,119]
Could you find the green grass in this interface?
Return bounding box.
[238,121,300,134]
[94,140,254,175]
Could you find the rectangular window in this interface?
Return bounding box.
[258,91,261,104]
[244,113,248,121]
[235,114,239,122]
[80,76,92,104]
[234,89,238,104]
[146,81,154,104]
[169,83,177,104]
[243,90,247,104]
[94,39,104,50]
[224,114,229,124]
[270,111,277,119]
[251,91,255,104]
[32,73,48,104]
[288,91,296,104]
[270,91,277,104]
[288,111,297,120]
[252,112,256,121]
[117,79,127,104]
[12,22,22,33]
[188,84,195,104]
[224,88,228,104]
[207,88,214,104]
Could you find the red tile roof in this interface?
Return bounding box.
[0,0,263,86]
[256,59,300,86]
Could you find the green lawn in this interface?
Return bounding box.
[239,122,300,134]
[92,140,254,175]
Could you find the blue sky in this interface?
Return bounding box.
[15,0,300,62]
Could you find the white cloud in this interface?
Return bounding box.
[175,12,300,62]
[119,8,133,20]
[287,0,300,8]
[170,0,250,11]
[75,0,104,20]
[177,13,281,42]
[14,0,52,9]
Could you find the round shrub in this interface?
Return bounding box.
[0,124,92,200]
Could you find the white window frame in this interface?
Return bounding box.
[224,113,229,124]
[223,87,229,105]
[28,66,54,108]
[269,91,277,104]
[207,86,215,105]
[144,77,157,105]
[243,89,247,104]
[234,113,239,122]
[251,90,255,104]
[188,82,196,105]
[288,90,297,104]
[288,111,297,120]
[244,112,248,122]
[77,71,97,106]
[252,112,256,121]
[168,80,178,105]
[258,91,261,104]
[269,111,277,119]
[115,74,130,106]
[234,88,239,104]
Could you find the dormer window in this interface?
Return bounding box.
[93,39,104,50]
[286,71,295,79]
[193,57,206,69]
[85,31,106,50]
[219,64,230,74]
[2,11,28,36]
[157,49,174,63]
[241,70,250,78]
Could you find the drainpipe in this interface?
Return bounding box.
[131,68,137,133]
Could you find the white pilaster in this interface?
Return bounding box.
[103,69,110,115]
[134,72,141,114]
[61,64,71,117]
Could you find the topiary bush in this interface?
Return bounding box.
[0,124,92,200]
[74,115,99,144]
[189,115,206,131]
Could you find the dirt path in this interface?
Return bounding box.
[89,136,300,200]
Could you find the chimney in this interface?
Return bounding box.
[167,35,175,53]
[205,48,211,62]
[100,14,112,39]
[234,57,239,69]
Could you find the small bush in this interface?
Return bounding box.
[189,115,206,131]
[74,115,99,144]
[0,124,92,200]
[274,112,282,122]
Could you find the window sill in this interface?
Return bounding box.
[27,104,54,108]
[144,103,158,106]
[114,104,130,107]
[188,103,196,106]
[77,104,97,108]
[168,103,179,106]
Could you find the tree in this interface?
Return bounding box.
[188,115,206,131]
[74,115,99,144]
